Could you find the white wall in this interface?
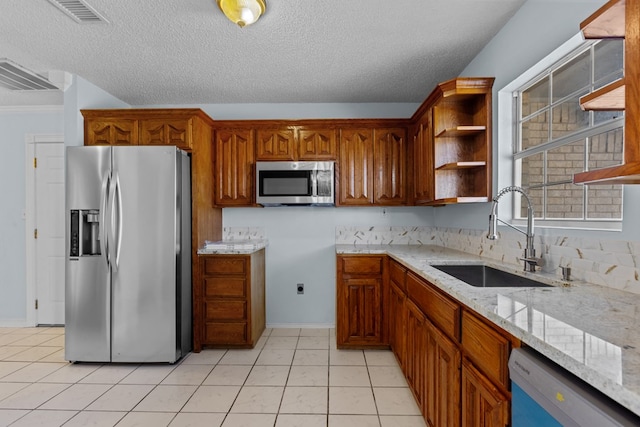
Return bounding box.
[0,76,129,325]
[435,0,640,242]
[224,207,434,326]
[0,107,64,324]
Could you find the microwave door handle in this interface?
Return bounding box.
[311,170,318,196]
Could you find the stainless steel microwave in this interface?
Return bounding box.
[256,161,335,206]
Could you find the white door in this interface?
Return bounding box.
[35,142,66,325]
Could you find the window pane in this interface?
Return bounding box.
[519,153,544,188]
[594,110,623,125]
[546,184,583,219]
[517,187,543,219]
[521,77,549,118]
[552,50,590,101]
[546,140,585,184]
[588,128,624,170]
[551,92,590,139]
[521,111,549,150]
[587,185,622,219]
[594,39,624,86]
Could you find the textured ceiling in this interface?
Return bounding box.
[0,0,528,106]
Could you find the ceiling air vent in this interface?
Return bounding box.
[0,59,59,91]
[47,0,109,24]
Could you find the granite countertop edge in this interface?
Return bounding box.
[197,240,268,255]
[336,243,640,417]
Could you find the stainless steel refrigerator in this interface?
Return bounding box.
[65,145,192,363]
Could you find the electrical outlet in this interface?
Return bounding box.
[297,283,304,294]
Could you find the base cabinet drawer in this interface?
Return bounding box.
[205,300,247,320]
[205,322,248,344]
[204,277,246,298]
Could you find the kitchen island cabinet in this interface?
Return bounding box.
[195,249,265,350]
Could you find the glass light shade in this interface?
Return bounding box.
[217,0,266,27]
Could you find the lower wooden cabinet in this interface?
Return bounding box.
[405,299,427,409]
[343,255,517,427]
[336,255,388,347]
[425,316,461,427]
[461,359,509,427]
[388,280,406,368]
[195,250,265,351]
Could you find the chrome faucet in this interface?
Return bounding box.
[487,186,543,272]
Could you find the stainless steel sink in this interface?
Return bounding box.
[431,264,552,288]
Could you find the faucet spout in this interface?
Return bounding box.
[486,186,541,272]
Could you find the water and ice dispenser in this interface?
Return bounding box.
[69,209,101,257]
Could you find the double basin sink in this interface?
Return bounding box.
[431,264,551,288]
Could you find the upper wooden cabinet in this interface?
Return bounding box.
[255,125,337,161]
[411,109,435,204]
[85,117,138,146]
[410,77,494,205]
[338,128,375,205]
[81,109,211,152]
[256,128,296,160]
[574,0,640,184]
[298,127,337,160]
[338,125,407,206]
[214,127,255,207]
[139,118,191,149]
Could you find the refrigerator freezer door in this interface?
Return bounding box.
[65,146,111,362]
[110,146,180,362]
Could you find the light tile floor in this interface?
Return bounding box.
[0,327,426,427]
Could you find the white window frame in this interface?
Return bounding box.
[497,33,622,232]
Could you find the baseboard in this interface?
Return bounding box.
[266,323,335,329]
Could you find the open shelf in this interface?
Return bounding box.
[580,0,625,39]
[573,161,640,184]
[436,161,486,171]
[435,126,486,138]
[579,78,625,111]
[427,196,489,206]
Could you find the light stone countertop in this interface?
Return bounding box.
[336,244,640,417]
[197,239,268,255]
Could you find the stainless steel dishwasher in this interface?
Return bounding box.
[509,348,640,426]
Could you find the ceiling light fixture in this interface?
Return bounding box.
[217,0,265,28]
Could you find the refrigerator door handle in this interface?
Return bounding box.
[114,174,123,269]
[107,173,118,272]
[101,174,110,267]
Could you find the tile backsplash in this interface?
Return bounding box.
[336,226,640,295]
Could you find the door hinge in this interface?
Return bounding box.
[35,299,38,310]
[34,228,38,239]
[33,157,37,168]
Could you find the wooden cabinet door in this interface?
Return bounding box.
[139,118,192,150]
[461,360,509,427]
[425,318,461,427]
[374,128,407,205]
[413,110,435,204]
[388,281,406,369]
[215,129,255,206]
[405,299,427,411]
[85,118,138,146]
[256,128,296,160]
[338,277,382,345]
[338,128,374,205]
[298,127,337,160]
